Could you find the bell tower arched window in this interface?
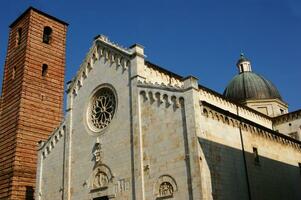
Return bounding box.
[43,26,52,44]
[42,64,48,77]
[17,28,22,46]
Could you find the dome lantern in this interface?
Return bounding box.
[237,53,252,73]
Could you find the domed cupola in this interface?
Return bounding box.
[223,54,288,117]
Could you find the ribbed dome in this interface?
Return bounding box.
[223,72,282,102]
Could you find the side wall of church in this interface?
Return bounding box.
[198,108,249,199]
[241,125,301,199]
[199,104,301,200]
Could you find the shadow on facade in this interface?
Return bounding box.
[198,138,301,200]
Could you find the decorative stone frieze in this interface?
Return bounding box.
[69,36,132,98]
[137,79,184,91]
[139,89,184,110]
[144,62,184,88]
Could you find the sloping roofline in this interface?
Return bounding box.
[9,6,69,28]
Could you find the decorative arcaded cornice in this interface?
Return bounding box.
[144,61,184,88]
[200,101,301,150]
[273,109,301,125]
[199,87,272,126]
[139,89,184,110]
[38,121,66,159]
[94,35,133,55]
[68,35,132,98]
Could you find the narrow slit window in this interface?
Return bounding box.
[17,28,22,46]
[253,147,260,164]
[43,26,52,44]
[12,66,16,80]
[42,64,48,77]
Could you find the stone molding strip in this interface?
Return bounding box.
[200,101,301,150]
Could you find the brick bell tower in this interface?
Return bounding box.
[0,7,67,199]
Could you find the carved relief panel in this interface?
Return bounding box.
[154,175,178,199]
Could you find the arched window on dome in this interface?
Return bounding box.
[43,26,52,44]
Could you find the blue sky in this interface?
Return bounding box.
[0,0,300,111]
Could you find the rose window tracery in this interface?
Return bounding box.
[89,87,116,131]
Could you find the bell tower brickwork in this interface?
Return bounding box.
[0,7,67,199]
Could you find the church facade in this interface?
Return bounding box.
[1,7,301,200]
[35,33,301,199]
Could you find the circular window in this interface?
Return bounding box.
[88,87,116,132]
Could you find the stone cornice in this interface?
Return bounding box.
[273,109,301,125]
[94,35,133,56]
[137,79,184,92]
[139,88,184,110]
[38,120,66,159]
[68,36,132,98]
[200,101,301,150]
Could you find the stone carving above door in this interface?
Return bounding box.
[92,169,109,189]
[90,164,114,191]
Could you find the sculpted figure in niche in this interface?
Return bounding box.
[93,143,102,163]
[159,182,173,197]
[93,169,109,189]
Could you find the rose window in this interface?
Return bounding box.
[89,87,116,131]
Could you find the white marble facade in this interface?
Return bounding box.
[35,35,301,200]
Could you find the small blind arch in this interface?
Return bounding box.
[43,26,52,44]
